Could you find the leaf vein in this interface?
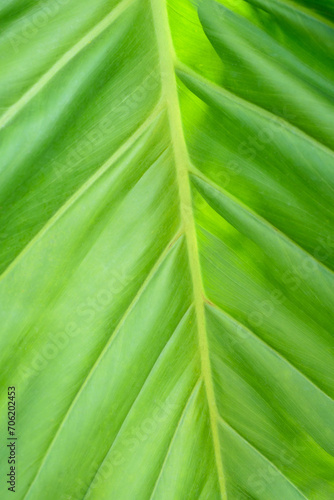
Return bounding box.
[21,230,184,500]
[218,416,309,500]
[150,0,227,497]
[148,379,202,500]
[82,308,196,500]
[0,103,163,283]
[0,0,138,130]
[206,301,334,402]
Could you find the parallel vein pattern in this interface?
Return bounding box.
[0,0,333,499]
[150,0,227,497]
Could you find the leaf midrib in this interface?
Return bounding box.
[149,0,227,497]
[176,61,334,159]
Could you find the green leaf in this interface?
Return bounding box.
[0,0,333,498]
